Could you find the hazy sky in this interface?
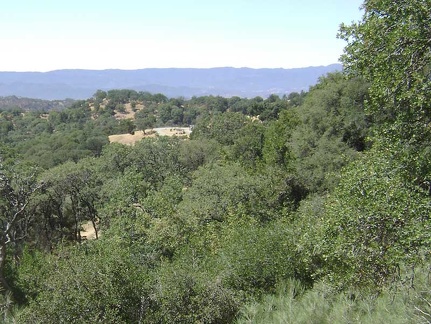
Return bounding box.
[0,0,364,72]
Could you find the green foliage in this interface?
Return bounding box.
[178,138,221,174]
[321,147,431,288]
[34,159,102,246]
[0,144,16,167]
[339,0,431,126]
[0,96,75,112]
[290,194,328,284]
[238,266,431,324]
[135,112,156,131]
[259,95,290,121]
[148,259,239,323]
[191,112,249,146]
[107,89,139,104]
[0,162,42,290]
[322,0,431,293]
[17,240,149,323]
[99,142,134,174]
[128,137,185,189]
[141,175,184,220]
[146,215,305,322]
[177,163,293,224]
[289,72,369,193]
[339,0,431,183]
[263,109,300,169]
[230,122,265,169]
[215,217,302,296]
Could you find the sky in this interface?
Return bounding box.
[0,0,364,72]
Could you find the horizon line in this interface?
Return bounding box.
[0,63,342,73]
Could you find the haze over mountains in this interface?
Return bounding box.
[0,64,342,100]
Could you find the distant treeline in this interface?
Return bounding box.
[0,95,75,111]
[0,88,309,169]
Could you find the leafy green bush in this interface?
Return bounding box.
[17,240,150,323]
[322,148,431,289]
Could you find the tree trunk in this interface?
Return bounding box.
[0,239,11,292]
[91,218,98,240]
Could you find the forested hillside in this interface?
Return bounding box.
[0,1,430,322]
[0,96,75,112]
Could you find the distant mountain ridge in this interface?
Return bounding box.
[0,65,342,100]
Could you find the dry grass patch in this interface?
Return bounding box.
[80,220,100,240]
[108,127,192,145]
[115,103,137,120]
[108,130,153,145]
